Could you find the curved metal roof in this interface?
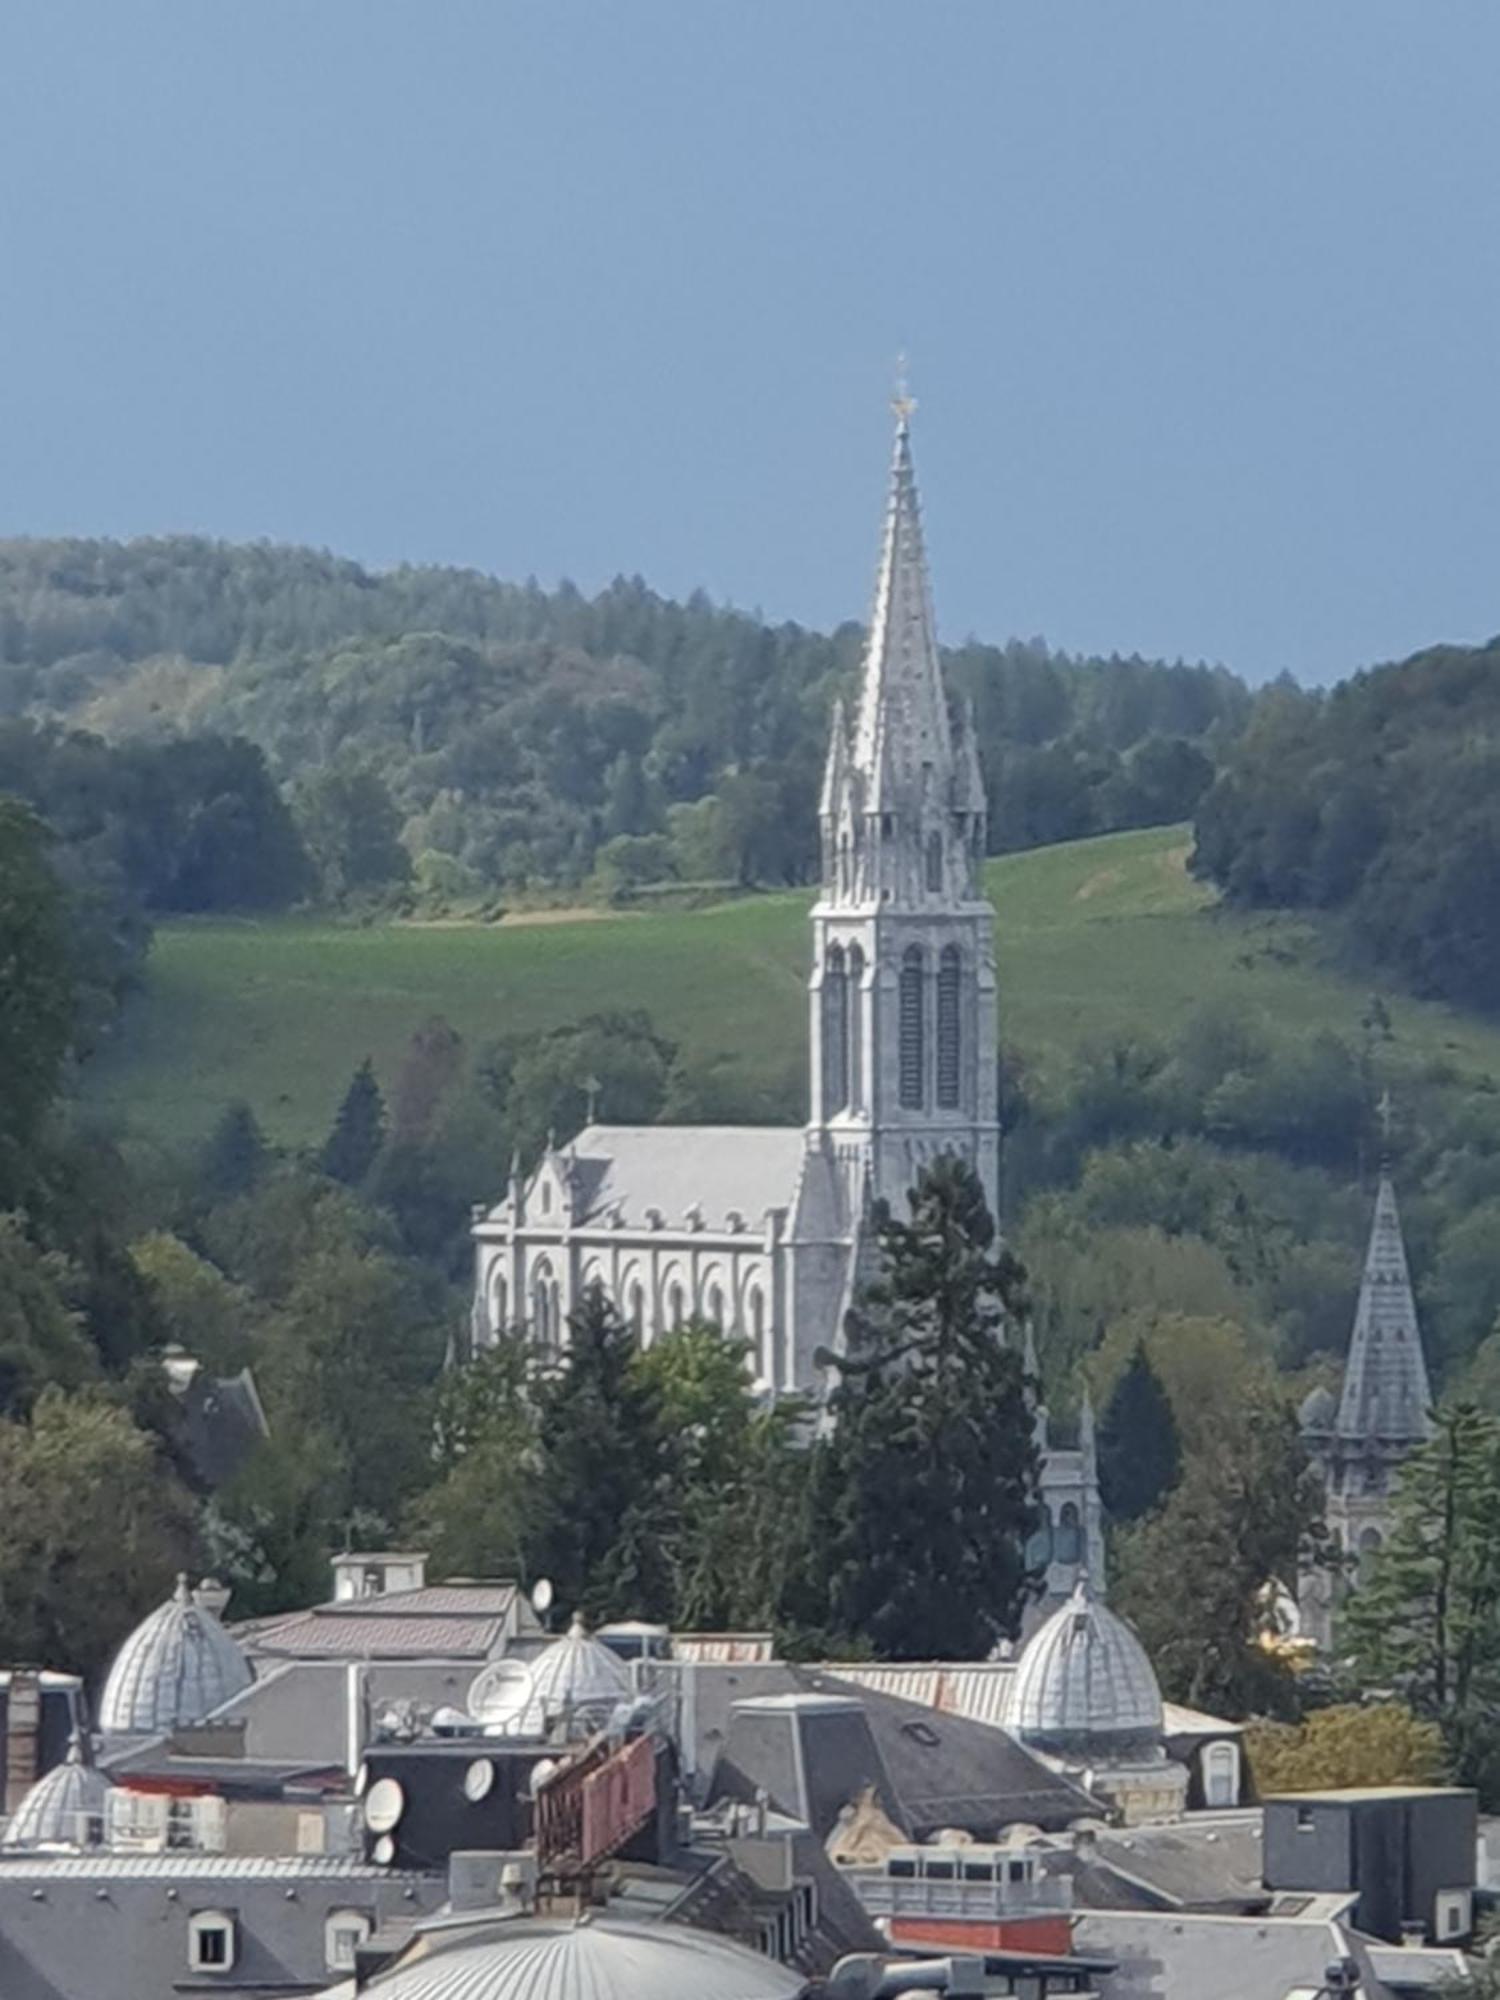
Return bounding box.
[364,1917,804,2000]
[2,1740,109,1850]
[1007,1579,1162,1753]
[529,1615,630,1732]
[99,1575,254,1737]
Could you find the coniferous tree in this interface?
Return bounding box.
[811,1155,1041,1660]
[200,1102,269,1200]
[531,1285,673,1624]
[321,1059,387,1187]
[1342,1404,1500,1788]
[1098,1340,1181,1523]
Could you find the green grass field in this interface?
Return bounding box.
[82,824,1500,1149]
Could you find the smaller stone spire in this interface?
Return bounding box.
[819,695,851,818]
[1336,1173,1433,1445]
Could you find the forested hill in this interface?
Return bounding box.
[0,535,1247,902]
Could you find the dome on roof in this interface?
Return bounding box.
[529,1615,630,1734]
[1007,1580,1162,1755]
[98,1574,253,1737]
[1299,1384,1338,1433]
[354,1916,804,2000]
[3,1736,109,1850]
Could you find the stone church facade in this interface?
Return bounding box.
[470,401,1102,1612]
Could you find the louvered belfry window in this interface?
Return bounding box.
[899,946,925,1108]
[822,945,848,1115]
[936,945,961,1108]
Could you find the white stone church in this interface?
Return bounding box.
[471,401,1103,1608]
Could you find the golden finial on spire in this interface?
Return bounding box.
[892,351,916,427]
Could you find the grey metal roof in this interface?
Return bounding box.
[97,1576,254,1737]
[1,1743,108,1851]
[491,1125,805,1232]
[244,1611,506,1660]
[1336,1176,1434,1444]
[1007,1580,1163,1752]
[0,1852,423,1879]
[363,1916,805,2000]
[1071,1910,1392,2000]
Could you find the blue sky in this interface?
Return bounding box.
[2,2,1497,684]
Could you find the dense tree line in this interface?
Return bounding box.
[1193,644,1500,1015]
[0,536,1247,902]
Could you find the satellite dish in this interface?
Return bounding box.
[364,1776,406,1835]
[467,1658,537,1734]
[528,1756,560,1797]
[372,1834,396,1867]
[353,1761,370,1799]
[464,1757,495,1803]
[531,1577,555,1618]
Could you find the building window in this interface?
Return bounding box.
[326,1910,373,1972]
[668,1282,685,1331]
[936,945,961,1108]
[540,1180,551,1214]
[626,1280,645,1339]
[1203,1740,1240,1808]
[1358,1526,1383,1583]
[530,1261,558,1351]
[749,1288,767,1381]
[1437,1890,1472,1939]
[899,947,925,1108]
[490,1271,508,1334]
[706,1283,725,1327]
[822,945,848,1116]
[1056,1503,1081,1564]
[1296,1805,1315,1831]
[926,830,943,892]
[846,944,865,1112]
[188,1912,236,1974]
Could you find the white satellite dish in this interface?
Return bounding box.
[464,1757,496,1803]
[531,1577,555,1619]
[528,1756,560,1797]
[467,1657,537,1735]
[372,1833,396,1867]
[364,1776,406,1835]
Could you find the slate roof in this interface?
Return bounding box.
[1335,1176,1433,1444]
[1046,1814,1266,1913]
[494,1125,806,1233]
[1071,1910,1393,2000]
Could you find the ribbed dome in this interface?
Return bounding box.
[1007,1580,1162,1753]
[1299,1384,1337,1433]
[356,1917,804,2000]
[98,1574,253,1737]
[529,1615,630,1732]
[3,1737,109,1850]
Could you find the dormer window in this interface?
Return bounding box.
[188,1911,236,1974]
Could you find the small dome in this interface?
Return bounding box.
[1299,1384,1338,1433]
[3,1737,109,1850]
[356,1916,804,2000]
[99,1574,253,1737]
[529,1615,630,1734]
[1007,1580,1162,1754]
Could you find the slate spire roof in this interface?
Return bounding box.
[849,402,955,811]
[1336,1173,1433,1445]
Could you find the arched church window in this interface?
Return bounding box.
[899,947,925,1109]
[838,832,852,899]
[1358,1526,1383,1584]
[936,945,961,1108]
[530,1260,557,1352]
[490,1271,508,1336]
[822,945,848,1116]
[749,1288,767,1381]
[668,1282,685,1331]
[846,944,865,1112]
[706,1283,725,1327]
[925,830,943,893]
[1056,1502,1082,1565]
[540,1181,551,1215]
[626,1281,645,1340]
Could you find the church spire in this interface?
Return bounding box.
[1336,1172,1433,1445]
[850,394,954,810]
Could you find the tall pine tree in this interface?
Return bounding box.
[321,1059,387,1187]
[531,1284,674,1624]
[812,1155,1041,1660]
[1098,1340,1181,1523]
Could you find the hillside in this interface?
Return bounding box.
[0,536,1246,903]
[83,823,1500,1153]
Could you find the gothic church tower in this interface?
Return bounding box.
[808,396,999,1220]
